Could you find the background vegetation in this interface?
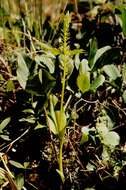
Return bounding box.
[0,0,126,189]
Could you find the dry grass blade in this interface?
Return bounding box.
[0,167,18,190]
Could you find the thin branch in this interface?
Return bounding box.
[0,128,29,152]
[112,100,126,116]
[68,138,87,173]
[0,56,13,78]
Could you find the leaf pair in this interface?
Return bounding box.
[47,95,66,138]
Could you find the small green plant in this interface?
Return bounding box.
[46,12,83,182]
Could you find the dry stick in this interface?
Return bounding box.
[0,153,14,178]
[0,154,18,190]
[112,100,126,116]
[0,128,29,153]
[74,0,78,14]
[64,94,72,111]
[0,167,18,190]
[68,138,88,173]
[0,56,13,78]
[74,98,99,110]
[73,98,98,138]
[25,181,38,190]
[9,30,58,53]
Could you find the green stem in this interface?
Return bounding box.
[58,57,66,182]
[59,44,67,182]
[59,137,65,183]
[59,138,64,174]
[59,12,70,182]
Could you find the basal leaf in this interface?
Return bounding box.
[17,54,29,89]
[19,117,35,123]
[93,47,120,71]
[0,135,10,141]
[92,46,111,69]
[47,116,58,135]
[103,131,120,147]
[89,37,98,68]
[35,54,55,73]
[9,160,24,169]
[15,174,24,190]
[90,74,105,91]
[103,64,120,80]
[0,117,11,132]
[77,73,90,93]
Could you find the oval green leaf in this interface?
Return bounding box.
[17,54,29,89]
[77,73,90,93]
[103,64,120,81]
[92,46,111,69]
[47,116,58,135]
[0,117,11,132]
[9,160,24,169]
[103,131,120,147]
[90,74,105,91]
[15,174,24,190]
